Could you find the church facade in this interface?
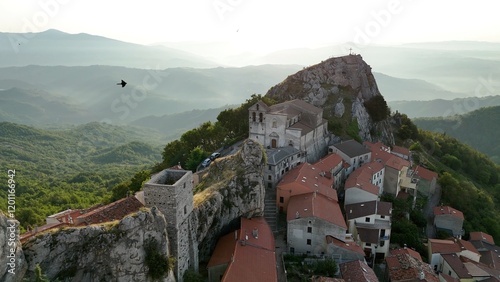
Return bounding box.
[248,99,329,163]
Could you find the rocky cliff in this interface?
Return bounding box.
[21,207,175,282]
[266,54,394,144]
[191,139,266,261]
[0,211,27,282]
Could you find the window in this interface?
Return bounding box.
[307,239,311,245]
[256,104,259,111]
[272,119,277,128]
[381,215,385,219]
[268,165,272,170]
[307,227,312,233]
[279,197,284,203]
[259,113,263,122]
[252,112,256,122]
[184,205,187,215]
[268,175,272,181]
[267,183,272,189]
[365,217,370,222]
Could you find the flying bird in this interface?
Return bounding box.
[117,80,127,88]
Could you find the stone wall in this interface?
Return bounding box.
[22,208,175,282]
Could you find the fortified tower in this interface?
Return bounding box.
[144,168,198,282]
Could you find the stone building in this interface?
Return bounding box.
[265,146,305,189]
[329,140,371,176]
[248,99,329,163]
[144,169,198,282]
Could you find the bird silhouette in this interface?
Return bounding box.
[117,80,127,88]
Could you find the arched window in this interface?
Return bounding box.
[272,119,277,128]
[259,113,263,122]
[256,104,259,111]
[252,112,256,122]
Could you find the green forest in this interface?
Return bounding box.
[414,106,500,163]
[0,122,163,231]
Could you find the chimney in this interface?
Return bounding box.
[419,270,425,280]
[252,228,258,239]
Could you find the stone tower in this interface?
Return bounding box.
[248,100,270,146]
[144,168,198,282]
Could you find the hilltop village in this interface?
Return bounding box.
[16,98,500,282]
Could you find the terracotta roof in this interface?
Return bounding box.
[313,153,343,174]
[222,217,277,282]
[414,165,438,181]
[386,252,439,282]
[76,196,144,226]
[390,247,423,262]
[207,231,238,268]
[331,140,371,158]
[429,239,461,254]
[391,146,410,156]
[287,192,347,230]
[345,201,392,220]
[479,249,500,270]
[441,253,472,279]
[433,206,464,220]
[339,260,379,282]
[470,231,495,245]
[457,239,480,255]
[278,163,338,201]
[369,144,410,171]
[364,141,390,152]
[326,236,365,256]
[344,166,380,196]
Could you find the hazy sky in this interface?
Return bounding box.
[2,0,500,53]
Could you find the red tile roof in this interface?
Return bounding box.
[364,141,390,153]
[345,201,392,220]
[414,165,438,181]
[386,252,439,282]
[441,253,472,279]
[326,236,365,256]
[222,217,277,282]
[278,163,338,201]
[368,143,410,171]
[344,164,380,196]
[313,153,343,174]
[470,231,495,245]
[433,206,464,220]
[207,231,238,268]
[340,260,379,282]
[287,192,347,230]
[429,239,461,254]
[392,146,410,157]
[457,239,480,255]
[390,247,423,262]
[76,196,144,226]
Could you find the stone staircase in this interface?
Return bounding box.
[264,189,278,233]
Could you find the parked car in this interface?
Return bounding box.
[210,152,221,160]
[201,158,211,167]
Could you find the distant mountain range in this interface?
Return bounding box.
[388,95,500,118]
[0,64,302,124]
[414,106,500,163]
[0,29,218,68]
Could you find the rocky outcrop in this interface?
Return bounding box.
[22,208,175,282]
[191,140,266,261]
[266,54,394,144]
[0,211,27,282]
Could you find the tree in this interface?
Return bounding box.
[364,95,390,122]
[185,147,209,171]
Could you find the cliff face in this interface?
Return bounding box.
[22,208,175,282]
[266,54,394,144]
[191,140,266,261]
[0,211,27,282]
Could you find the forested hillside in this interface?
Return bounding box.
[0,122,163,230]
[414,106,500,163]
